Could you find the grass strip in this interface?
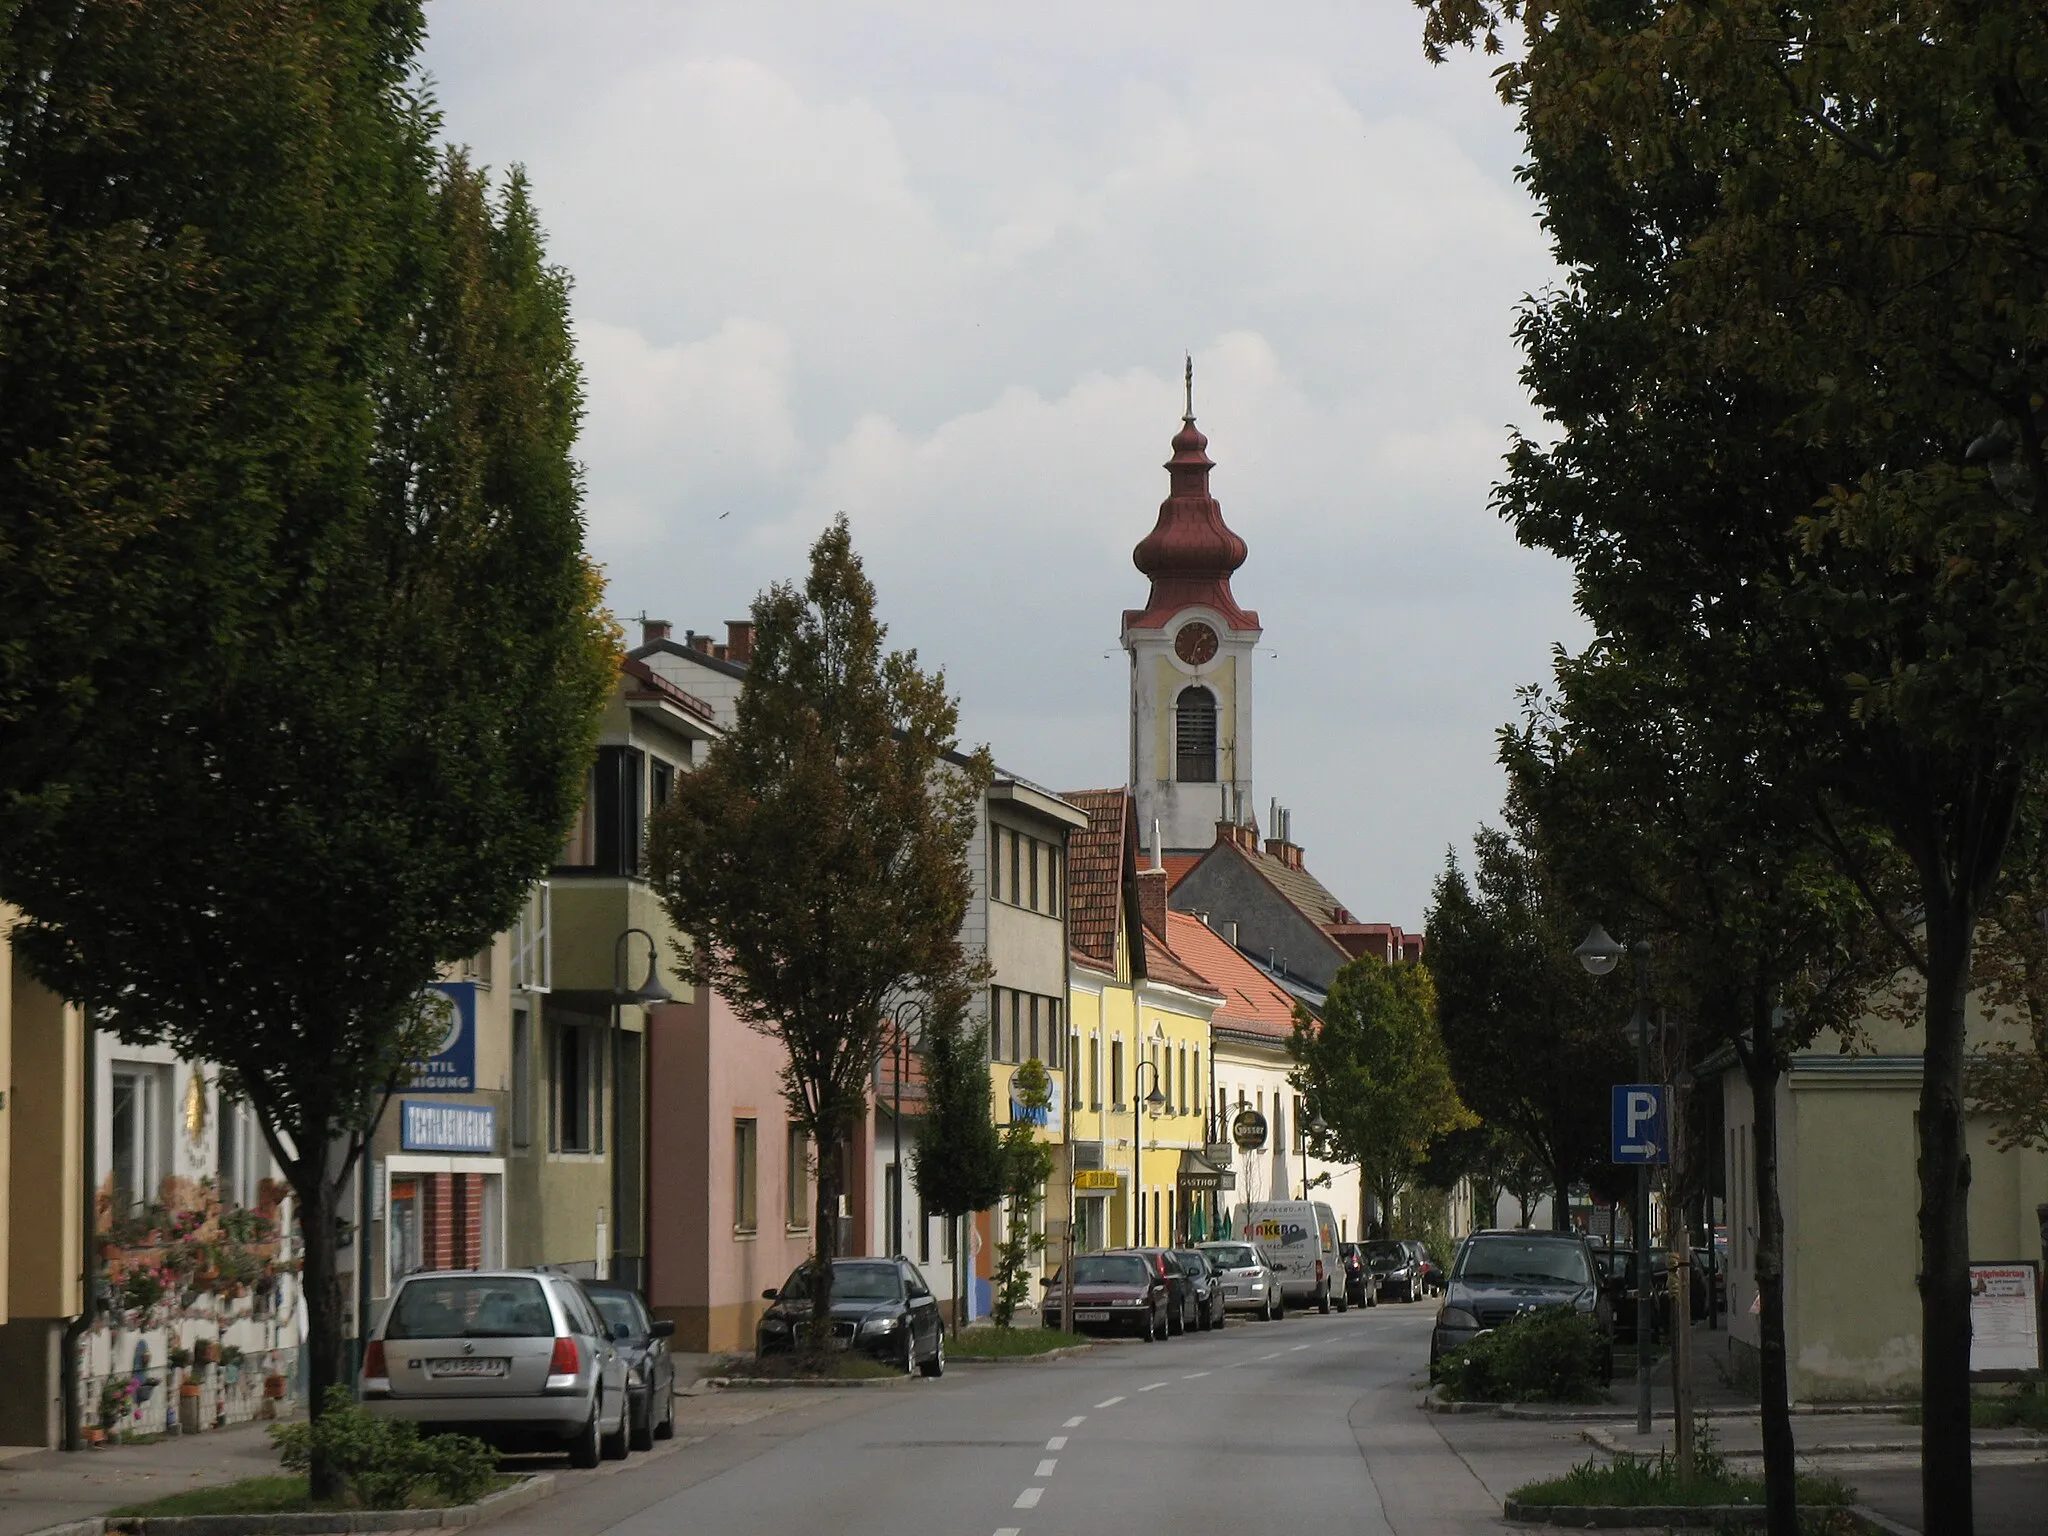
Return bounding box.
[733,1352,900,1380]
[108,1473,512,1518]
[1511,1453,1852,1510]
[948,1328,1091,1358]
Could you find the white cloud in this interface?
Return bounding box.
[423,1,1577,922]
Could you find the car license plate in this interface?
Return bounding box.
[1075,1309,1111,1322]
[426,1357,507,1378]
[1224,1285,1241,1297]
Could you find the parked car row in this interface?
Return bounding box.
[359,1269,678,1469]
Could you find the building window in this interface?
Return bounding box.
[1111,1039,1125,1109]
[734,1119,759,1233]
[1028,839,1040,910]
[786,1125,809,1230]
[216,1094,262,1209]
[552,1019,603,1153]
[650,757,675,811]
[110,1064,167,1214]
[1009,991,1022,1064]
[1028,995,1040,1062]
[1175,686,1218,783]
[917,1188,930,1263]
[1007,829,1022,904]
[1090,1034,1102,1109]
[1048,848,1062,917]
[1046,998,1062,1068]
[511,1008,533,1149]
[560,747,645,875]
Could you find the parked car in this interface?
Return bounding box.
[1042,1251,1172,1340]
[1234,1201,1339,1313]
[1362,1238,1424,1302]
[1170,1247,1228,1330]
[1431,1230,1614,1380]
[582,1282,677,1450]
[1337,1242,1379,1308]
[756,1257,946,1376]
[1406,1240,1445,1297]
[359,1269,629,1468]
[1138,1248,1199,1335]
[1197,1240,1284,1320]
[1596,1247,1677,1343]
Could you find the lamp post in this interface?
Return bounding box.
[611,928,672,1289]
[1131,1059,1166,1246]
[1300,1114,1328,1200]
[1576,924,1655,1437]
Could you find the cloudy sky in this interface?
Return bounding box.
[422,0,1581,926]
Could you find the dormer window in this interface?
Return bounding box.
[1175,686,1218,782]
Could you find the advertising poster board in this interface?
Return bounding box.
[1967,1261,2040,1378]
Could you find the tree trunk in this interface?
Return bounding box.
[292,1161,347,1502]
[1742,1004,1796,1536]
[1919,898,1977,1536]
[1552,1159,1571,1233]
[808,1136,840,1355]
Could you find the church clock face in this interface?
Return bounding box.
[1174,621,1219,666]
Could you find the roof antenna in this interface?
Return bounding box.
[1183,353,1194,423]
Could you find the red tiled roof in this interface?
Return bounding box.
[1162,853,1202,889]
[1139,925,1225,1004]
[1166,911,1298,1041]
[1061,789,1135,969]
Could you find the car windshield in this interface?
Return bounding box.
[1072,1255,1149,1286]
[1456,1240,1592,1286]
[1363,1241,1406,1263]
[587,1290,649,1337]
[1172,1251,1209,1275]
[1202,1245,1257,1269]
[387,1277,553,1339]
[778,1263,903,1302]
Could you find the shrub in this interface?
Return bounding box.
[272,1388,498,1509]
[1436,1304,1607,1404]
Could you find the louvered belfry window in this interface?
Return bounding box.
[1176,686,1218,782]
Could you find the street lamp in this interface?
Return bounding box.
[611,929,672,1288]
[1577,925,1655,1436]
[1132,1059,1166,1245]
[1300,1114,1328,1200]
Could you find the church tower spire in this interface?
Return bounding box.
[1122,369,1261,856]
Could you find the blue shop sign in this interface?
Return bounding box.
[400,1100,497,1154]
[408,982,477,1093]
[1008,1072,1064,1137]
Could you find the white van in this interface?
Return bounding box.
[1232,1200,1345,1314]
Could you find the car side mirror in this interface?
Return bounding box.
[650,1319,675,1338]
[762,1288,778,1301]
[612,1321,633,1341]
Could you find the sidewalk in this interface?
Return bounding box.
[0,1421,284,1536]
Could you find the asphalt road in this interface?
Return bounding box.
[485,1302,1522,1536]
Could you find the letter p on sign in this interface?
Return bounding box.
[1611,1084,1669,1165]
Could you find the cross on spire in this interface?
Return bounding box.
[1183,353,1194,422]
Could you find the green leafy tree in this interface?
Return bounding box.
[910,982,1003,1329]
[1419,1122,1548,1230]
[1289,957,1473,1237]
[991,1059,1054,1328]
[1417,6,2048,1521]
[648,518,992,1348]
[1427,832,1632,1230]
[1,139,612,1486]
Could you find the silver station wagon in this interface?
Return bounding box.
[360,1270,630,1467]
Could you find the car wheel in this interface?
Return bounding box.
[569,1399,602,1469]
[629,1392,654,1453]
[654,1383,675,1441]
[1141,1307,1156,1343]
[920,1329,946,1378]
[1318,1285,1331,1315]
[1167,1299,1184,1336]
[601,1392,630,1461]
[1336,1289,1349,1314]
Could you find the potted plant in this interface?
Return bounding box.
[192,1337,218,1366]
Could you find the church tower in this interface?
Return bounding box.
[1123,370,1260,856]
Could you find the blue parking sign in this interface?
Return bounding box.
[1611,1084,1669,1165]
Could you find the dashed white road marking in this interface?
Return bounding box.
[995,1529,1021,1536]
[1259,1351,1283,1360]
[1138,1381,1167,1392]
[1036,1459,1058,1477]
[1063,1415,1086,1427]
[1183,1370,1211,1379]
[1291,1343,1311,1351]
[1047,1435,1068,1450]
[1014,1488,1044,1510]
[1095,1396,1124,1408]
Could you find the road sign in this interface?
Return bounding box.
[1611,1084,1670,1165]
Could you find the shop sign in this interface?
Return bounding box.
[1074,1169,1121,1192]
[407,982,477,1093]
[1009,1071,1064,1136]
[1231,1108,1268,1151]
[400,1100,496,1154]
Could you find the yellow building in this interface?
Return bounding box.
[1061,791,1222,1256]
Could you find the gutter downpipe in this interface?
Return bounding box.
[61,1010,95,1452]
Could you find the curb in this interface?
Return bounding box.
[48,1474,554,1536]
[1846,1504,1921,1536]
[948,1345,1096,1365]
[1501,1498,1854,1527]
[703,1374,917,1390]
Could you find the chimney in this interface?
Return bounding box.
[689,633,713,655]
[641,618,672,646]
[726,620,755,664]
[1137,865,1169,940]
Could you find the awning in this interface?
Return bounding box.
[1175,1149,1235,1192]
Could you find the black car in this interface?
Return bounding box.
[1337,1242,1380,1307]
[1170,1248,1228,1331]
[1137,1248,1199,1336]
[1405,1240,1445,1297]
[1597,1248,1677,1343]
[583,1282,678,1450]
[1362,1239,1424,1302]
[756,1257,946,1376]
[1430,1230,1613,1380]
